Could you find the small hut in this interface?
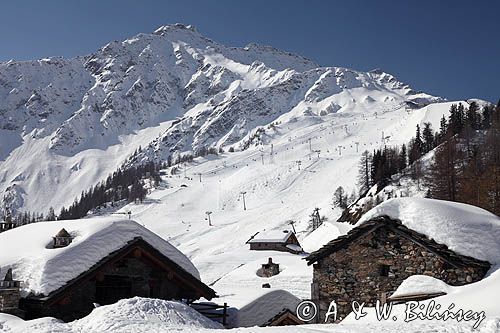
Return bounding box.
[257,258,280,277]
[247,230,302,254]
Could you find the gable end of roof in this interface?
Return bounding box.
[304,216,491,270]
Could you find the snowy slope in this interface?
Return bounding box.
[0,23,443,216]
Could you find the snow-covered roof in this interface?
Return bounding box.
[358,198,500,264]
[237,290,301,327]
[248,230,294,243]
[0,217,201,297]
[286,244,303,252]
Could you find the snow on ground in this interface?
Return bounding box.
[389,271,500,318]
[358,198,500,263]
[390,275,452,298]
[74,101,487,321]
[211,254,312,308]
[0,217,200,296]
[0,118,176,218]
[1,296,499,333]
[0,297,222,333]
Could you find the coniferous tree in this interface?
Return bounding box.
[439,115,448,141]
[457,103,466,132]
[425,137,461,201]
[357,151,372,193]
[399,144,408,172]
[466,101,479,130]
[333,186,347,209]
[448,103,465,135]
[481,105,492,129]
[46,207,56,221]
[408,125,423,164]
[422,122,434,154]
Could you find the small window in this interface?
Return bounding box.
[379,264,390,277]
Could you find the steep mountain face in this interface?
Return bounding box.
[0,23,442,216]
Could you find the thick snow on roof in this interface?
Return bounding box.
[237,289,301,327]
[358,198,500,263]
[301,221,353,253]
[0,217,200,296]
[248,230,293,243]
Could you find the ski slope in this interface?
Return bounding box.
[110,100,459,308]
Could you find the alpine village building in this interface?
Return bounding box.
[305,215,491,322]
[247,230,302,254]
[0,219,216,322]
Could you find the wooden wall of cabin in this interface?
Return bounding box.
[21,252,196,322]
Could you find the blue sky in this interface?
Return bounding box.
[0,0,498,102]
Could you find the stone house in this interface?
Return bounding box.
[257,258,280,277]
[305,216,491,322]
[0,218,216,322]
[247,230,302,254]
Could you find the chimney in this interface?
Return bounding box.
[53,228,73,248]
[0,268,23,318]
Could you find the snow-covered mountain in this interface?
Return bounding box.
[0,23,442,216]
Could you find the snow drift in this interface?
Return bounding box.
[0,297,222,332]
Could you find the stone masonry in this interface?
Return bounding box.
[311,226,489,322]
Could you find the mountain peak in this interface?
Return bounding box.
[153,23,198,35]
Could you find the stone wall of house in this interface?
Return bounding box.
[0,288,24,318]
[257,258,280,277]
[0,288,20,311]
[312,227,489,323]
